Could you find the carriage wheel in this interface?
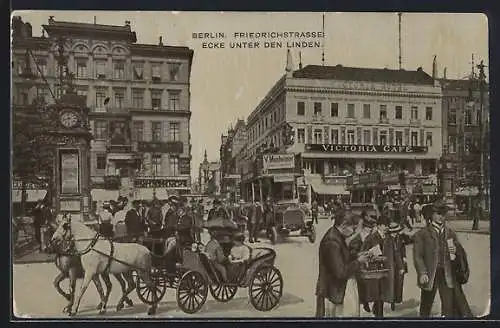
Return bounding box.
[136,268,167,305]
[268,227,278,245]
[248,266,283,311]
[308,224,316,243]
[176,270,208,314]
[209,284,238,302]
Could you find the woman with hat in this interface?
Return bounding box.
[99,202,114,238]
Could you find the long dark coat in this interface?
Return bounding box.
[361,231,400,303]
[391,234,407,303]
[124,208,144,238]
[315,227,360,308]
[451,242,473,318]
[413,225,458,291]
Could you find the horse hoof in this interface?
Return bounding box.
[62,306,71,313]
[124,298,134,307]
[116,303,124,312]
[99,309,107,315]
[68,311,76,317]
[96,302,104,310]
[147,307,156,315]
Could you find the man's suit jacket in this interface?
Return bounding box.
[125,209,143,236]
[413,224,459,291]
[316,226,360,304]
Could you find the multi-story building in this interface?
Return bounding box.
[198,150,221,196]
[12,16,194,204]
[219,119,247,201]
[241,51,443,204]
[441,75,489,202]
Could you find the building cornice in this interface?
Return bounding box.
[247,75,286,125]
[12,37,50,50]
[285,86,442,99]
[129,109,192,118]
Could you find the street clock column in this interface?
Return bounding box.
[39,92,93,223]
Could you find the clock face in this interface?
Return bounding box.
[60,111,79,128]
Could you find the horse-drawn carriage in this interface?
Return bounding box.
[134,217,284,314]
[256,200,315,245]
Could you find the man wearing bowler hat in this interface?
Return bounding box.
[412,200,467,317]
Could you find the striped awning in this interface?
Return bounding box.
[11,190,47,203]
[91,189,119,202]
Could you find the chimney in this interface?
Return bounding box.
[443,67,447,80]
[125,20,131,27]
[432,55,437,79]
[159,36,163,46]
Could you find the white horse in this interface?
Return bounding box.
[50,215,157,316]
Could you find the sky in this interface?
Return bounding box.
[12,11,489,179]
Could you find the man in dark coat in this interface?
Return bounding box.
[164,196,180,238]
[387,222,408,311]
[249,201,263,243]
[146,199,163,238]
[208,198,230,221]
[192,199,205,242]
[263,197,275,228]
[125,200,144,241]
[413,200,468,317]
[32,200,45,250]
[176,197,195,247]
[316,213,369,317]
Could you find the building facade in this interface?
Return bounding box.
[219,119,247,201]
[441,76,490,200]
[241,52,443,204]
[12,16,194,203]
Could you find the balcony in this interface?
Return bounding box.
[107,143,133,153]
[409,118,421,126]
[379,117,390,124]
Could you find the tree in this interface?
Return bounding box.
[12,100,54,215]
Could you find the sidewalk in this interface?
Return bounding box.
[446,220,490,235]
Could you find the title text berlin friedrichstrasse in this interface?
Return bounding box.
[191,32,325,49]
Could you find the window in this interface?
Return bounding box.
[17,58,26,76]
[76,89,87,103]
[465,110,472,125]
[425,107,433,120]
[132,121,144,141]
[411,106,418,120]
[113,61,125,80]
[379,105,387,119]
[347,104,355,118]
[313,129,323,144]
[379,131,387,146]
[35,58,48,77]
[152,154,162,175]
[94,121,108,139]
[169,156,179,176]
[395,106,403,119]
[476,110,481,125]
[314,102,322,116]
[169,63,181,81]
[363,130,371,145]
[169,122,180,141]
[76,59,87,78]
[331,129,339,144]
[347,130,355,145]
[411,131,418,146]
[448,109,457,124]
[297,128,305,143]
[16,87,29,105]
[95,60,106,78]
[37,87,48,103]
[395,131,403,146]
[96,154,106,170]
[331,103,339,117]
[168,91,180,111]
[426,132,433,147]
[114,90,125,108]
[448,135,457,153]
[297,102,305,116]
[363,104,370,119]
[132,90,144,108]
[151,91,162,110]
[273,111,277,123]
[151,64,161,81]
[151,122,162,141]
[95,90,106,109]
[132,62,144,80]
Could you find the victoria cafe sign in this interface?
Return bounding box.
[306,144,428,154]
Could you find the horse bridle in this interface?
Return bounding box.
[54,213,101,256]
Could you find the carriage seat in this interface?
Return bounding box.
[199,251,226,282]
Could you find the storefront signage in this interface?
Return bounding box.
[60,150,80,194]
[134,178,188,189]
[137,141,183,154]
[263,154,295,171]
[306,144,428,154]
[273,174,295,182]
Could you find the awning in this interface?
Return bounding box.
[305,176,350,195]
[135,188,170,200]
[11,190,47,203]
[91,189,119,201]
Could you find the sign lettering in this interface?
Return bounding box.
[262,154,295,170]
[137,141,183,154]
[306,144,428,154]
